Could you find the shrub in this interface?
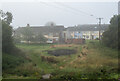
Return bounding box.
[41,56,58,63]
[102,15,119,49]
[2,53,25,72]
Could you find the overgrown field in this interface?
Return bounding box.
[2,40,119,79]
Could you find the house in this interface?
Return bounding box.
[64,24,109,40]
[14,23,109,44]
[14,23,64,43]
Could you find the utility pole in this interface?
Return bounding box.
[96,18,103,40]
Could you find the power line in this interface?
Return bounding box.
[48,0,97,18]
[36,0,101,25]
[37,0,97,18]
[52,2,96,18]
[38,1,84,16]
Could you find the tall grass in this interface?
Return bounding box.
[3,42,118,79]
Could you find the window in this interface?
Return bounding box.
[86,36,89,38]
[74,35,77,37]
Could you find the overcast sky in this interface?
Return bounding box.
[1,0,118,28]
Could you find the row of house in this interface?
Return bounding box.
[14,22,109,44]
[62,24,108,40]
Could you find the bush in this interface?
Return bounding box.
[102,15,119,49]
[95,38,99,40]
[14,63,42,78]
[2,21,14,54]
[41,56,58,63]
[2,53,25,71]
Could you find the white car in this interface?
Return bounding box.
[46,39,53,43]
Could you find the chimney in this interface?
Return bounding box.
[27,24,30,27]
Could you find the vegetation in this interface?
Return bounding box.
[21,26,34,42]
[102,15,120,49]
[33,33,47,43]
[2,41,118,79]
[0,10,13,25]
[2,21,14,53]
[1,10,27,79]
[1,10,14,54]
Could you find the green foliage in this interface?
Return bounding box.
[1,10,28,79]
[102,15,119,49]
[21,27,34,42]
[2,53,25,71]
[13,43,118,79]
[51,67,118,79]
[4,12,13,25]
[0,10,13,25]
[1,10,15,53]
[13,36,21,44]
[20,28,47,43]
[33,33,47,43]
[3,63,42,78]
[2,21,14,53]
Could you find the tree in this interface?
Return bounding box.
[21,27,47,43]
[1,10,26,74]
[45,21,56,26]
[13,35,21,44]
[4,12,13,25]
[2,21,14,53]
[0,10,13,25]
[1,10,14,53]
[102,15,119,49]
[22,27,34,43]
[34,33,47,43]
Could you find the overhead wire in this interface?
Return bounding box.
[50,0,97,18]
[38,1,83,16]
[36,0,100,24]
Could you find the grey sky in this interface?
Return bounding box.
[1,2,118,28]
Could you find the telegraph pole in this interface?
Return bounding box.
[96,18,103,40]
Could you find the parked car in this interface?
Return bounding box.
[46,39,53,43]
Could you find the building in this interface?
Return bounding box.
[14,23,109,43]
[63,24,109,40]
[14,23,64,43]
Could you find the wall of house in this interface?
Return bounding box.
[64,30,101,40]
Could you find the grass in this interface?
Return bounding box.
[2,53,27,78]
[2,41,119,79]
[0,76,2,81]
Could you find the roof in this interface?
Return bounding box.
[67,24,109,31]
[15,25,64,35]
